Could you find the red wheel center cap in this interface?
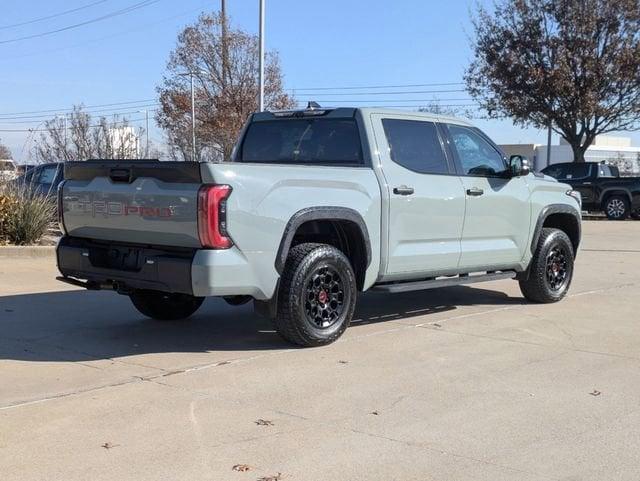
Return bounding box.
[318,290,328,304]
[552,263,559,273]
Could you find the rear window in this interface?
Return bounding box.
[239,119,363,165]
[543,163,591,180]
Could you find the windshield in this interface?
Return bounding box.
[239,118,363,165]
[0,161,15,171]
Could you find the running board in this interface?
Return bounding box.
[371,271,517,294]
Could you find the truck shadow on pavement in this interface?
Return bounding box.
[0,286,524,363]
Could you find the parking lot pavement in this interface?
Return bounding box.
[1,221,640,481]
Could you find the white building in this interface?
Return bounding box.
[500,136,640,175]
[108,126,140,158]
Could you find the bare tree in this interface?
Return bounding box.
[157,12,296,162]
[32,106,142,162]
[418,101,475,119]
[466,0,640,162]
[0,140,12,160]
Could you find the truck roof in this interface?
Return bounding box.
[261,106,474,127]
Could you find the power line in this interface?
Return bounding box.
[293,98,476,104]
[0,1,109,30]
[0,103,159,122]
[293,89,468,96]
[288,82,464,91]
[0,1,210,61]
[0,0,163,45]
[0,99,157,117]
[0,116,150,133]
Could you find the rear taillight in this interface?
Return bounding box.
[57,180,67,235]
[197,184,233,249]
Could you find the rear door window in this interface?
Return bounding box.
[564,163,592,179]
[381,119,450,174]
[239,118,363,165]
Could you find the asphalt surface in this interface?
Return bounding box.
[1,221,640,481]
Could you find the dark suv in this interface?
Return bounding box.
[18,162,63,196]
[541,162,640,220]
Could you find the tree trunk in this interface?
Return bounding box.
[570,142,586,163]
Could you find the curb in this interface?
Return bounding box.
[0,245,56,258]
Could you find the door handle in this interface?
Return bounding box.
[393,186,414,196]
[466,187,484,196]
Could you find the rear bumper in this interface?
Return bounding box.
[56,236,274,299]
[57,236,195,295]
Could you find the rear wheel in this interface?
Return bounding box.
[275,243,357,347]
[604,195,629,220]
[519,228,574,303]
[129,290,204,320]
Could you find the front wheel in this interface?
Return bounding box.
[519,228,574,303]
[275,243,357,347]
[129,290,204,320]
[604,195,629,220]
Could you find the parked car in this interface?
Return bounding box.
[56,107,582,347]
[18,162,63,196]
[541,161,640,220]
[0,159,17,182]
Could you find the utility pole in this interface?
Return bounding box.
[221,0,228,87]
[258,0,265,111]
[546,122,552,167]
[190,72,197,161]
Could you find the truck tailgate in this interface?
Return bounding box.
[61,161,203,248]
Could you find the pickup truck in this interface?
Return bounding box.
[541,161,640,220]
[57,107,582,347]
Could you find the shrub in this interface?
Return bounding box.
[0,181,56,245]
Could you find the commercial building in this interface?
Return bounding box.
[500,136,640,175]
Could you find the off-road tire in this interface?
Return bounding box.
[129,290,204,320]
[519,228,574,303]
[604,195,629,220]
[274,243,357,347]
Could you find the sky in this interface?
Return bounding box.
[1,0,638,162]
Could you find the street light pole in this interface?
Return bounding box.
[258,0,265,111]
[546,122,552,167]
[190,72,197,161]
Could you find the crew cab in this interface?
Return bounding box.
[57,107,582,346]
[541,161,640,220]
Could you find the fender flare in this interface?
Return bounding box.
[530,203,581,255]
[599,188,632,206]
[275,206,372,274]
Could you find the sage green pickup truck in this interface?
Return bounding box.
[57,106,582,346]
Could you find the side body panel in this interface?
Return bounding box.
[457,175,532,271]
[522,176,582,266]
[367,112,466,280]
[197,162,382,299]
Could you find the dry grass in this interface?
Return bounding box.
[0,181,56,245]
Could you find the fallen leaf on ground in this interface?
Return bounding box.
[589,390,601,396]
[255,419,274,426]
[101,442,119,449]
[338,360,349,364]
[370,411,379,416]
[232,464,252,472]
[257,473,282,481]
[432,323,442,328]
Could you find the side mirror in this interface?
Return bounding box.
[509,155,531,177]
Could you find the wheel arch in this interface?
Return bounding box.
[531,204,581,255]
[275,207,372,290]
[600,188,632,207]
